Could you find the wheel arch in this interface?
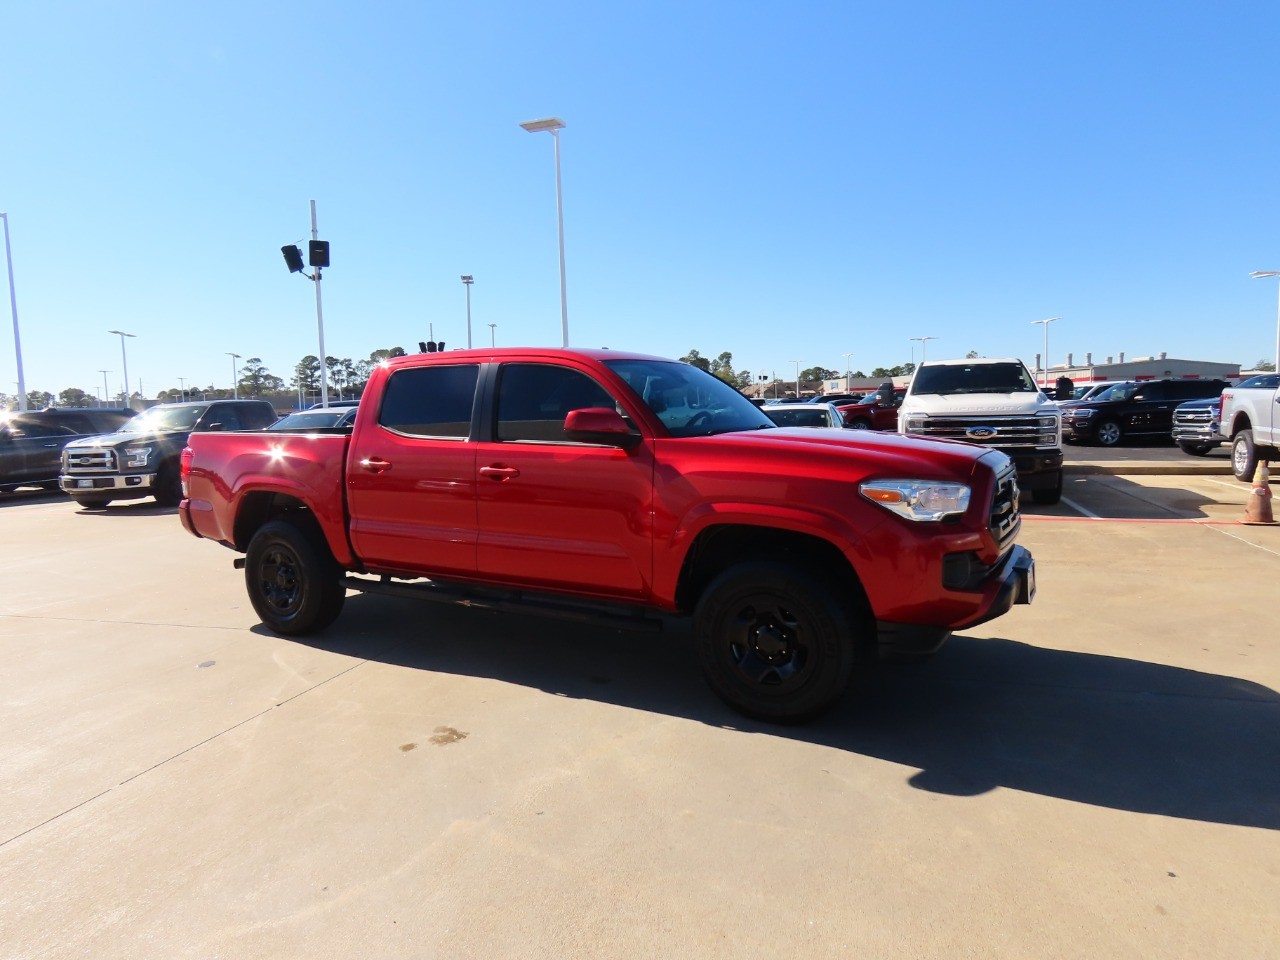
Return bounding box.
[673,523,871,617]
[233,491,335,558]
[1229,411,1253,438]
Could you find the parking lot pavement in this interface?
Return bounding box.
[1,493,1278,959]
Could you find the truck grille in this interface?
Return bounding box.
[1171,407,1218,441]
[911,415,1051,449]
[62,449,118,474]
[989,461,1021,551]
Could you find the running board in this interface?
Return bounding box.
[340,574,664,633]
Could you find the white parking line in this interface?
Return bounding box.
[1058,495,1100,519]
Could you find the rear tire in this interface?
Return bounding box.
[1232,430,1259,482]
[245,519,345,635]
[693,561,868,723]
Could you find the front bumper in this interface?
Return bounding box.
[998,449,1063,490]
[59,473,155,498]
[876,544,1036,656]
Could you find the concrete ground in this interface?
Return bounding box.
[0,459,1277,960]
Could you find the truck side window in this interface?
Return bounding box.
[496,364,616,443]
[380,364,480,438]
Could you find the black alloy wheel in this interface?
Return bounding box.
[245,519,345,635]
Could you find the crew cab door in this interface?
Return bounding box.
[472,361,654,600]
[346,363,481,577]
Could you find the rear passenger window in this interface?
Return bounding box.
[496,364,617,442]
[380,365,480,438]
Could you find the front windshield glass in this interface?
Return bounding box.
[119,404,208,433]
[910,362,1039,395]
[604,359,773,437]
[1093,383,1138,402]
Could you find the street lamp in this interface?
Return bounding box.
[520,116,569,348]
[98,370,111,405]
[279,200,331,407]
[1249,271,1280,371]
[843,352,853,391]
[909,336,936,366]
[1,212,27,411]
[1029,317,1061,388]
[488,322,497,347]
[227,352,241,399]
[177,377,187,401]
[461,275,474,349]
[790,360,803,400]
[107,329,135,407]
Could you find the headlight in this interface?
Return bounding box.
[904,416,928,432]
[123,446,152,468]
[1072,408,1095,418]
[860,480,971,522]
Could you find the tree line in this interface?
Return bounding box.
[2,347,408,410]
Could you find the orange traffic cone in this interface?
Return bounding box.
[1242,461,1276,525]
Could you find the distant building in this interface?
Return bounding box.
[1038,351,1240,386]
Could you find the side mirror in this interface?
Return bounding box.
[564,407,641,448]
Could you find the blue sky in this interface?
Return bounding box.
[3,1,1279,401]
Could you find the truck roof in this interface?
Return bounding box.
[915,357,1024,367]
[382,347,672,370]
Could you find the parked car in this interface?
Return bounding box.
[1060,380,1129,404]
[0,408,136,493]
[836,385,906,430]
[60,399,278,508]
[760,402,846,428]
[268,406,359,431]
[808,393,864,405]
[307,399,361,409]
[1061,378,1229,446]
[1171,396,1225,456]
[1219,373,1280,480]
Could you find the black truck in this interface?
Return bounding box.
[59,399,277,508]
[1,408,136,493]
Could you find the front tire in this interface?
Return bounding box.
[71,495,113,510]
[153,461,183,507]
[1177,441,1213,457]
[1094,419,1123,446]
[1031,471,1063,505]
[693,561,867,723]
[1233,429,1259,482]
[245,519,345,635]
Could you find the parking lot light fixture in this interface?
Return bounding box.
[790,360,803,399]
[1249,271,1280,370]
[227,352,241,399]
[461,275,474,349]
[98,370,111,404]
[520,116,569,347]
[843,352,853,391]
[1028,318,1060,388]
[909,336,936,366]
[108,329,136,407]
[488,322,497,347]
[2,213,27,411]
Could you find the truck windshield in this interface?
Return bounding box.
[604,359,774,437]
[911,362,1038,396]
[118,404,209,433]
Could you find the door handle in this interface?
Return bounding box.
[360,456,392,474]
[480,465,520,481]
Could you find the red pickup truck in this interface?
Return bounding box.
[180,348,1034,722]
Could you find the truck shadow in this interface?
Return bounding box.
[279,596,1280,831]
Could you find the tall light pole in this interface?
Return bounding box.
[791,360,803,399]
[107,330,135,406]
[843,352,853,391]
[909,336,936,366]
[1249,271,1280,370]
[227,352,241,399]
[520,117,569,348]
[1,213,26,410]
[1029,317,1060,388]
[460,275,474,349]
[488,322,497,347]
[177,377,187,401]
[98,370,111,404]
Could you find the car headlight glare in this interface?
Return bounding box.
[860,479,971,522]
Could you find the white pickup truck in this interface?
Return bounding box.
[898,358,1064,504]
[1221,373,1280,480]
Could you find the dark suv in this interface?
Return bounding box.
[59,399,277,508]
[1061,378,1229,446]
[1,408,137,493]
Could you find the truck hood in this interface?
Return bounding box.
[698,426,1002,479]
[902,393,1052,414]
[63,428,189,450]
